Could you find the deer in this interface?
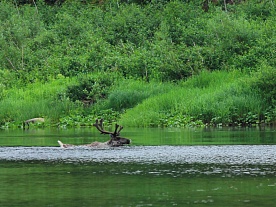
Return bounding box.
[58,119,131,148]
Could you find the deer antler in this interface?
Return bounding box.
[98,119,105,132]
[93,119,111,135]
[93,119,123,137]
[113,123,124,136]
[93,119,131,145]
[117,125,123,135]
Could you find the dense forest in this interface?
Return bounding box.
[0,0,275,128]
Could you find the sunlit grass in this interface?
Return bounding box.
[105,79,175,111]
[120,70,265,127]
[0,70,271,128]
[0,77,76,126]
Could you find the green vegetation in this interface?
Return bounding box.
[120,70,272,127]
[0,0,275,128]
[0,75,76,128]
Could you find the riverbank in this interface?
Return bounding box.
[0,70,275,129]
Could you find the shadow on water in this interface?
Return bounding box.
[0,127,275,206]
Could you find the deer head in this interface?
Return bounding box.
[93,119,131,147]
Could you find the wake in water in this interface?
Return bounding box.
[0,145,275,165]
[57,140,110,148]
[1,145,276,177]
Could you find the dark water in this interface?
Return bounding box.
[0,127,275,207]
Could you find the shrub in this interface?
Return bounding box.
[64,72,121,105]
[251,63,276,104]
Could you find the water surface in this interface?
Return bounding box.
[0,127,275,207]
[0,126,275,146]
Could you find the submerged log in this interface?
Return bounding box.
[23,118,45,129]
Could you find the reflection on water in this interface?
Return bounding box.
[0,160,275,207]
[134,126,276,146]
[0,127,275,206]
[0,126,276,146]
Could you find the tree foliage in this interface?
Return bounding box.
[0,0,276,126]
[1,0,276,85]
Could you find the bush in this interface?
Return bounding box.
[251,63,276,104]
[64,72,121,105]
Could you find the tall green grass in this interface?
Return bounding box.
[119,70,266,127]
[1,70,273,128]
[0,76,76,127]
[104,79,175,111]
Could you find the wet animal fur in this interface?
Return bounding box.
[57,140,128,148]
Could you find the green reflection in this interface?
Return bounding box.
[0,127,276,147]
[0,128,275,207]
[0,161,275,207]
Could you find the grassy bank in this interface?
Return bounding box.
[1,70,275,128]
[120,70,272,127]
[0,76,77,128]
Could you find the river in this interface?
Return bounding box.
[0,127,275,207]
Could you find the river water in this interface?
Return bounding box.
[0,127,275,207]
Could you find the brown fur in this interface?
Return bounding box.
[58,138,130,148]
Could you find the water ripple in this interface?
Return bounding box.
[0,145,275,165]
[1,145,276,177]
